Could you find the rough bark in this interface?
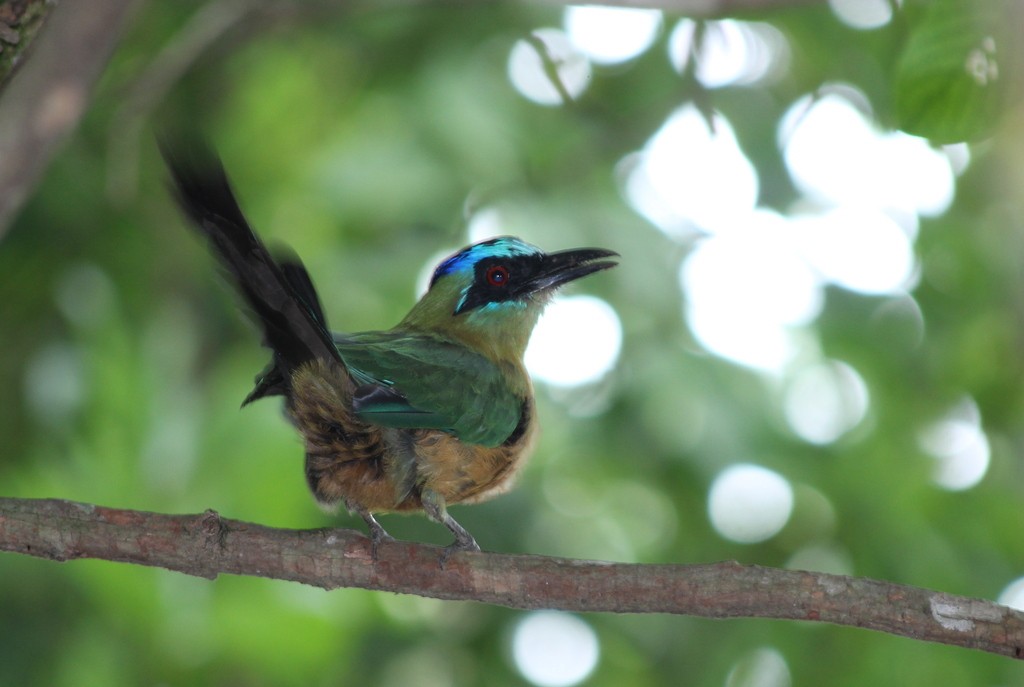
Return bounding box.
[1,497,1022,660]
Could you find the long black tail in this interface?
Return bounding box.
[159,139,342,389]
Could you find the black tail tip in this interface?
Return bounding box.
[157,131,224,195]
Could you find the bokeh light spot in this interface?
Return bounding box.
[508,29,591,106]
[783,360,869,445]
[965,36,998,86]
[708,464,794,543]
[678,210,821,373]
[467,206,504,244]
[686,306,801,373]
[669,19,789,87]
[512,612,599,687]
[781,91,955,217]
[23,342,86,429]
[620,86,964,377]
[564,6,661,65]
[789,207,916,295]
[726,647,792,687]
[682,218,823,327]
[627,105,758,236]
[55,263,117,329]
[526,296,622,388]
[945,142,971,176]
[829,0,893,30]
[998,577,1024,611]
[919,397,990,491]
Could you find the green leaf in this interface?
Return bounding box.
[894,0,1009,143]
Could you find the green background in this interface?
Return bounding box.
[2,1,1024,685]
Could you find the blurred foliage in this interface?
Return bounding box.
[2,1,1024,686]
[894,0,1015,142]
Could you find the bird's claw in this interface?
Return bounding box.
[357,509,394,560]
[369,530,396,560]
[438,533,480,569]
[419,489,481,568]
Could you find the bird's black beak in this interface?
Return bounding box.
[525,247,619,293]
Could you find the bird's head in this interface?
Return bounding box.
[400,236,618,360]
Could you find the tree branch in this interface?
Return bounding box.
[0,0,139,236]
[0,0,51,87]
[1,497,1021,659]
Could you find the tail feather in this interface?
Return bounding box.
[280,256,329,328]
[160,139,341,380]
[240,257,330,405]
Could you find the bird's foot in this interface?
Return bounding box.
[358,509,394,560]
[438,532,481,569]
[369,529,396,560]
[421,489,482,568]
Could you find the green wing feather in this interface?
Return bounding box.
[335,332,522,448]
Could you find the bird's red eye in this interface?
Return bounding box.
[485,265,510,287]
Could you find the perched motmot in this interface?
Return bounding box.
[161,142,617,558]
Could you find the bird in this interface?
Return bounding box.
[160,140,618,560]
